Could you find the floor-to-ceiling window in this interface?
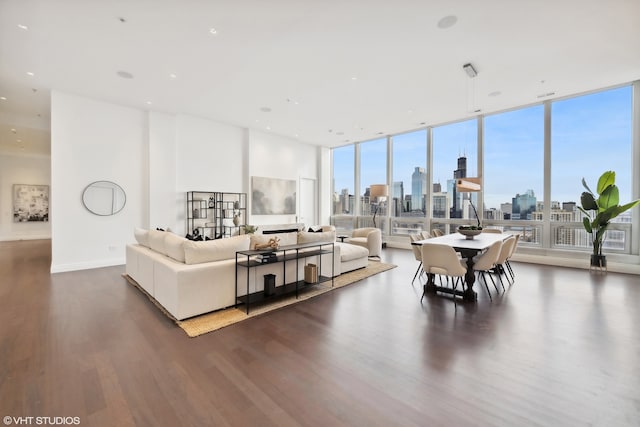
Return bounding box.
[391,130,427,235]
[551,85,633,252]
[484,105,544,243]
[431,119,478,234]
[332,144,355,231]
[330,83,639,261]
[359,138,387,231]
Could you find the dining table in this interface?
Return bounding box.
[412,231,510,301]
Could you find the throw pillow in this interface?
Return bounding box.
[134,228,150,247]
[184,235,250,265]
[297,230,336,244]
[148,229,167,255]
[164,232,187,262]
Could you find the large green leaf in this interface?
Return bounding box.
[597,185,619,210]
[596,171,615,194]
[580,192,598,210]
[581,177,594,194]
[582,217,592,233]
[609,199,640,218]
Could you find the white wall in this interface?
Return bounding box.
[248,130,318,228]
[49,92,325,272]
[148,112,176,231]
[50,91,146,272]
[174,115,246,235]
[0,153,51,240]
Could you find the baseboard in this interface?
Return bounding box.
[51,257,125,273]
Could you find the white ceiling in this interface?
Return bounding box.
[1,0,640,156]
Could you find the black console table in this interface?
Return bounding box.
[235,242,335,314]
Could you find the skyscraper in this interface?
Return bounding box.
[411,167,427,211]
[450,156,467,218]
[512,189,536,220]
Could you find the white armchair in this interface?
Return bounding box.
[346,227,382,258]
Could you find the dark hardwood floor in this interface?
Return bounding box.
[1,239,639,426]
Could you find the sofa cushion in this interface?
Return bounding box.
[134,227,150,247]
[184,235,250,265]
[250,232,298,249]
[164,232,187,262]
[297,230,336,244]
[339,242,369,262]
[148,229,167,255]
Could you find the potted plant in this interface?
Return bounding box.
[242,224,258,234]
[578,171,639,269]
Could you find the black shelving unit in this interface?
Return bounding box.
[235,241,335,314]
[186,191,246,239]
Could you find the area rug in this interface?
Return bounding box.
[125,261,395,337]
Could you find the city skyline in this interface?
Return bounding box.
[333,85,633,213]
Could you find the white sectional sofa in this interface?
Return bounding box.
[125,228,369,320]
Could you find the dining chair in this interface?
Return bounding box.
[421,243,467,306]
[472,240,503,300]
[493,236,517,289]
[431,228,444,237]
[409,233,425,284]
[504,234,520,283]
[481,228,502,234]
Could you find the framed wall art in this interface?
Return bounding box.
[13,184,49,222]
[251,176,296,215]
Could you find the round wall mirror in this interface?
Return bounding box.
[82,181,126,216]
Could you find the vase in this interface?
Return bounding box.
[590,254,607,272]
[233,215,240,226]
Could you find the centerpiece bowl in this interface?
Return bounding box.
[457,226,482,239]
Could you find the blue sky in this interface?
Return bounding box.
[333,85,633,210]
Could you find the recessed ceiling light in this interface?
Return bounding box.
[351,77,358,80]
[0,96,7,100]
[11,128,16,133]
[209,28,218,35]
[260,107,272,112]
[145,101,152,105]
[17,24,28,30]
[26,71,34,76]
[17,139,22,143]
[169,73,177,79]
[488,91,502,97]
[117,70,134,79]
[437,15,458,29]
[266,126,271,130]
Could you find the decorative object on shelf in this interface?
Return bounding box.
[233,213,240,226]
[242,224,257,234]
[304,264,318,284]
[255,237,280,250]
[578,171,640,272]
[13,183,50,222]
[208,197,215,208]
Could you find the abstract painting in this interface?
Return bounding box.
[251,176,296,215]
[13,184,49,222]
